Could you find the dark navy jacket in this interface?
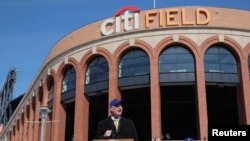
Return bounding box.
[96,116,139,141]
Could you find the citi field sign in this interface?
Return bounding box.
[100,5,211,36]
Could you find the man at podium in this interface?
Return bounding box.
[96,98,139,141]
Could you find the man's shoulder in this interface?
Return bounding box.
[121,117,135,124]
[98,118,110,124]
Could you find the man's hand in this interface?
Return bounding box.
[103,130,112,137]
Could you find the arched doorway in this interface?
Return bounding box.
[204,45,240,125]
[45,75,54,141]
[84,56,109,141]
[61,66,76,141]
[118,48,151,140]
[159,45,198,140]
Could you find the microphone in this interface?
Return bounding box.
[108,121,116,138]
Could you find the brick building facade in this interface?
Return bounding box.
[1,6,250,141]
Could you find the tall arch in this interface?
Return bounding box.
[44,74,55,141]
[204,45,240,124]
[155,36,207,140]
[30,96,36,141]
[79,47,112,141]
[113,40,153,140]
[201,36,250,126]
[53,58,79,141]
[61,64,76,141]
[158,43,198,140]
[84,55,109,141]
[202,36,250,124]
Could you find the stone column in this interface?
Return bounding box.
[196,57,208,140]
[74,69,89,141]
[238,59,250,124]
[150,57,162,139]
[108,63,121,108]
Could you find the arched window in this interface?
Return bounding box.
[119,49,150,78]
[46,76,54,141]
[39,87,43,103]
[85,56,109,94]
[47,76,54,100]
[61,66,76,93]
[85,56,109,84]
[61,66,76,140]
[47,76,54,108]
[205,46,237,73]
[204,46,239,83]
[118,49,150,88]
[159,46,195,73]
[159,46,195,83]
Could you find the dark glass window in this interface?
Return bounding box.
[61,66,76,93]
[48,78,54,101]
[159,46,195,73]
[205,46,237,73]
[85,56,109,84]
[119,49,150,77]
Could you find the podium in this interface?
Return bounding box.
[93,139,133,141]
